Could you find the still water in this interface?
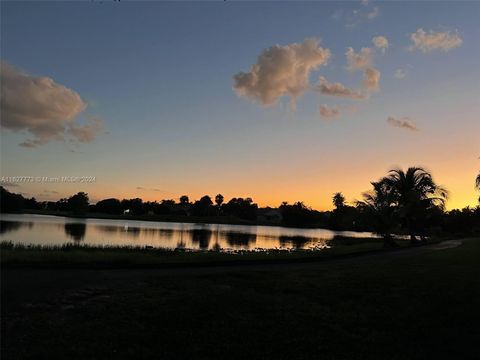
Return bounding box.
[0,214,381,251]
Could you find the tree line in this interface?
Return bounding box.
[1,167,479,244]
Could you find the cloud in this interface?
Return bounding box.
[315,76,366,100]
[43,190,59,194]
[1,61,86,146]
[361,0,369,6]
[334,5,380,28]
[387,116,418,131]
[319,105,341,119]
[366,7,379,20]
[0,61,105,148]
[346,47,373,71]
[233,38,331,106]
[394,68,408,79]
[409,28,462,53]
[68,115,104,143]
[363,67,380,91]
[372,36,389,54]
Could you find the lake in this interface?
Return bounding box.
[0,213,381,251]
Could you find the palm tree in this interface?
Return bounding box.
[381,167,448,244]
[476,172,480,203]
[332,192,345,210]
[215,194,224,215]
[356,181,398,248]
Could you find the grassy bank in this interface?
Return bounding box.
[0,236,408,268]
[2,237,479,359]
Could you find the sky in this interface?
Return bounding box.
[1,0,479,210]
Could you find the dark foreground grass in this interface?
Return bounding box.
[2,238,479,360]
[0,237,405,268]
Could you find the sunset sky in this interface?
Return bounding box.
[1,1,479,210]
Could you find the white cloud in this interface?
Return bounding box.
[319,104,341,119]
[372,36,389,54]
[315,76,366,100]
[409,28,462,53]
[233,38,331,106]
[346,47,373,71]
[394,67,409,79]
[0,61,105,147]
[363,67,380,91]
[387,116,418,131]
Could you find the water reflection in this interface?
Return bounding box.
[0,214,381,250]
[0,220,31,235]
[191,229,211,249]
[225,232,256,248]
[279,235,314,249]
[64,223,87,242]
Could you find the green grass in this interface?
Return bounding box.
[0,237,408,268]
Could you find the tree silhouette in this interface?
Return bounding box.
[180,195,189,205]
[215,194,224,207]
[476,172,480,203]
[191,195,213,216]
[94,198,122,214]
[67,192,89,216]
[215,194,224,215]
[356,181,398,248]
[381,167,448,243]
[332,192,345,209]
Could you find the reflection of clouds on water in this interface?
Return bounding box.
[64,223,86,242]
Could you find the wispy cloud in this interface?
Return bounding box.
[394,68,407,80]
[315,76,366,100]
[43,190,59,194]
[387,116,419,132]
[372,36,389,54]
[68,115,105,143]
[346,47,373,71]
[319,105,341,120]
[233,38,331,107]
[333,4,380,28]
[363,67,380,92]
[409,28,462,53]
[136,186,165,193]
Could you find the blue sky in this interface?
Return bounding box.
[1,1,479,209]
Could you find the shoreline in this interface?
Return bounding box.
[3,209,360,231]
[1,237,438,269]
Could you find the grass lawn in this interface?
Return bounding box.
[2,237,479,360]
[0,237,407,268]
